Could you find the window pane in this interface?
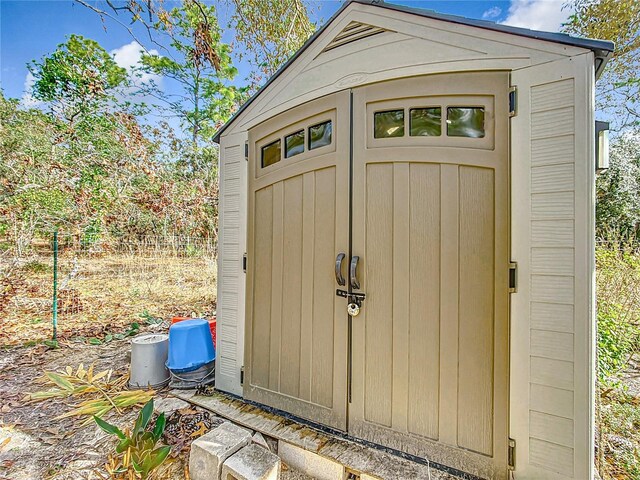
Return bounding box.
[309,121,332,150]
[285,130,305,158]
[374,110,404,138]
[410,108,441,136]
[446,107,485,138]
[262,139,281,167]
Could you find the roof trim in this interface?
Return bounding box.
[213,0,614,143]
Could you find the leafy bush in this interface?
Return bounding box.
[596,243,640,388]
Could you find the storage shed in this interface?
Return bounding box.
[213,1,613,478]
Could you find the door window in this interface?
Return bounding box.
[446,107,485,138]
[309,121,332,150]
[374,110,404,138]
[261,139,281,167]
[410,107,442,136]
[285,130,305,158]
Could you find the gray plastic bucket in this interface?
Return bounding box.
[129,333,170,389]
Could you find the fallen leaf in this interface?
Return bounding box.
[190,421,207,438]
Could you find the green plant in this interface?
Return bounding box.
[21,260,50,273]
[94,400,171,479]
[28,364,154,425]
[139,310,163,325]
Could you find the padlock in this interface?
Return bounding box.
[347,302,360,317]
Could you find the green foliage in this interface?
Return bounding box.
[596,243,640,388]
[28,35,128,122]
[139,0,243,145]
[564,0,640,129]
[596,132,640,239]
[229,0,316,91]
[94,399,170,479]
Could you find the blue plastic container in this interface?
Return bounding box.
[166,318,216,373]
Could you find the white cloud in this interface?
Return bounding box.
[482,6,502,20]
[501,0,573,32]
[21,72,43,108]
[110,41,161,88]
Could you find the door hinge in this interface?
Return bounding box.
[244,142,249,161]
[243,253,247,273]
[508,438,516,470]
[509,87,517,117]
[240,366,244,385]
[509,262,517,293]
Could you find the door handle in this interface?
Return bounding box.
[350,256,361,290]
[335,253,346,286]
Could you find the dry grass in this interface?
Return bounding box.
[0,246,216,347]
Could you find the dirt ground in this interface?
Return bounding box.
[0,327,314,480]
[0,333,183,480]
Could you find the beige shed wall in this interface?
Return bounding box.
[511,53,595,479]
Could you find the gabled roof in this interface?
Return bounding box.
[214,0,614,143]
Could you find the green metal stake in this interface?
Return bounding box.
[52,231,58,341]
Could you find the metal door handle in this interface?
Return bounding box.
[335,253,346,286]
[350,256,360,290]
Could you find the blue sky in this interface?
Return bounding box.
[0,0,573,107]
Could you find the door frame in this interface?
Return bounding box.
[244,73,511,477]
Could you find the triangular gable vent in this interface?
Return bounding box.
[322,21,391,53]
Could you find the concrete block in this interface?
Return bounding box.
[154,396,191,415]
[222,443,281,480]
[278,441,344,480]
[189,421,253,480]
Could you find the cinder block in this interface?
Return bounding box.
[189,421,253,480]
[154,396,191,415]
[222,443,281,480]
[277,441,343,480]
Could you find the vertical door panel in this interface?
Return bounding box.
[280,176,304,398]
[245,93,349,431]
[364,163,394,427]
[408,163,441,441]
[311,167,338,408]
[251,186,273,389]
[458,166,495,456]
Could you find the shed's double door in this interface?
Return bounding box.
[245,72,509,478]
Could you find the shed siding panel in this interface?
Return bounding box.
[511,71,591,479]
[530,80,575,112]
[530,302,574,334]
[531,107,574,139]
[530,411,574,448]
[531,220,574,247]
[531,192,574,219]
[529,438,574,477]
[216,139,247,396]
[529,78,577,478]
[530,383,574,419]
[530,330,574,362]
[531,164,575,193]
[531,248,574,276]
[531,135,575,167]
